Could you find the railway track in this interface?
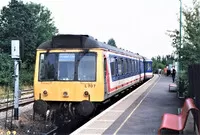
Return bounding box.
[0,89,33,97]
[0,89,34,111]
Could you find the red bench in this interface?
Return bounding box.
[158,98,199,135]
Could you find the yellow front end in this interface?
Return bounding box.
[34,49,105,102]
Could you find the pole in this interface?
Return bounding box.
[11,40,20,120]
[180,0,182,45]
[177,0,182,82]
[177,0,182,97]
[14,59,19,120]
[179,0,182,71]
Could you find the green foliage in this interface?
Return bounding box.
[168,1,200,71]
[152,55,174,73]
[107,38,117,47]
[0,0,58,68]
[0,0,58,86]
[177,70,189,97]
[165,55,175,66]
[20,69,34,86]
[157,63,165,69]
[0,53,13,85]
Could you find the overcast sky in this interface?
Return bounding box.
[0,0,193,58]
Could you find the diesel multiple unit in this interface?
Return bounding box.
[33,35,153,123]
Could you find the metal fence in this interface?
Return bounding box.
[188,64,200,107]
[188,64,200,131]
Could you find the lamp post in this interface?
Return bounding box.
[179,0,182,71]
[177,0,182,97]
[177,0,182,80]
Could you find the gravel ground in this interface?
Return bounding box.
[0,103,55,135]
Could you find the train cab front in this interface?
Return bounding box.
[33,50,105,118]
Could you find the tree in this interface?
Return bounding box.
[0,0,58,68]
[181,0,200,68]
[0,0,58,86]
[107,38,117,47]
[167,0,200,96]
[151,55,174,73]
[161,56,167,66]
[167,0,200,71]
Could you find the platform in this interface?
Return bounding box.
[71,75,197,135]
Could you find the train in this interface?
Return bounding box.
[33,34,153,124]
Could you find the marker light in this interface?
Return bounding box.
[43,90,48,95]
[63,91,68,97]
[84,91,89,96]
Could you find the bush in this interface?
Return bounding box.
[152,62,165,73]
[177,70,189,97]
[0,53,34,89]
[20,69,34,86]
[0,53,13,86]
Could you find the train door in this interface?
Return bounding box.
[138,59,142,82]
[142,59,145,81]
[143,58,146,80]
[104,56,109,98]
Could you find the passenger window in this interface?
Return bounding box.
[135,60,137,74]
[126,59,129,73]
[132,60,135,73]
[110,57,115,76]
[129,59,132,73]
[121,58,124,74]
[124,59,127,74]
[118,59,122,75]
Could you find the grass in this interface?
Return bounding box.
[0,86,12,99]
[0,85,33,98]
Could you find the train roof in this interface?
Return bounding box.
[37,34,144,58]
[143,57,152,62]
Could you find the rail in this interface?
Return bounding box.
[0,89,33,97]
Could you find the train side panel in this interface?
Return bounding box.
[103,52,142,98]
